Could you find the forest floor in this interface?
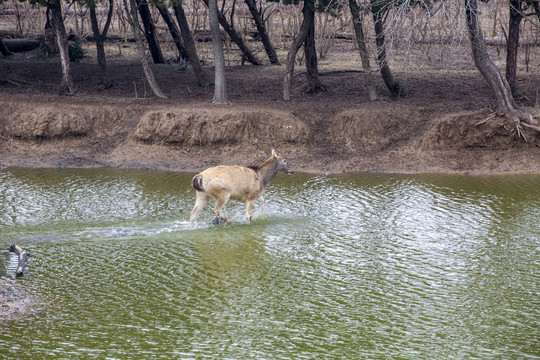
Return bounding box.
[1,41,540,175]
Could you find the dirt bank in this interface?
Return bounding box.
[0,276,33,321]
[1,98,540,174]
[1,52,540,175]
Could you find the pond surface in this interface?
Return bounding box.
[1,168,539,359]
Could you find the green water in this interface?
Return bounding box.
[1,168,539,359]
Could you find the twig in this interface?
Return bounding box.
[5,79,21,86]
[475,112,496,126]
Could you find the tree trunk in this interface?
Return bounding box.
[126,0,167,99]
[90,7,107,83]
[41,15,58,55]
[155,0,188,60]
[48,0,74,94]
[371,4,403,96]
[209,0,230,104]
[136,0,165,64]
[244,0,279,64]
[349,0,377,101]
[173,2,211,87]
[532,0,540,22]
[283,1,311,101]
[0,36,12,56]
[465,0,535,125]
[202,0,262,66]
[506,0,522,91]
[89,0,113,85]
[303,0,324,93]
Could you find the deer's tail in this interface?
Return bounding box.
[192,175,204,192]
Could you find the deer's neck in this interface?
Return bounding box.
[257,156,279,187]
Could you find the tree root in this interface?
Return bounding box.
[57,84,78,96]
[475,112,496,126]
[476,110,540,142]
[512,117,528,142]
[98,81,115,91]
[303,80,327,94]
[520,121,540,132]
[508,108,539,141]
[212,99,232,105]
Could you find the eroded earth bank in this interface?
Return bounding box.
[1,98,540,175]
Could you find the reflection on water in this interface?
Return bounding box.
[1,168,539,358]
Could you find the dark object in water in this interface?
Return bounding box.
[211,216,227,225]
[9,245,30,277]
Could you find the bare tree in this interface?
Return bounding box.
[349,0,377,101]
[244,0,280,64]
[465,0,536,131]
[48,0,74,94]
[522,0,540,21]
[283,2,307,100]
[506,0,540,92]
[506,0,523,91]
[209,0,230,104]
[281,0,328,99]
[154,0,188,60]
[89,0,114,86]
[136,0,165,64]
[172,0,211,87]
[303,0,324,93]
[202,0,263,66]
[371,0,404,96]
[124,0,167,98]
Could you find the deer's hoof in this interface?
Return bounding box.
[211,216,228,225]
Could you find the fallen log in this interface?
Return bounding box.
[82,34,135,43]
[9,245,30,277]
[0,37,12,56]
[485,37,540,47]
[4,38,41,53]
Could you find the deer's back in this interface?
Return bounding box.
[199,166,261,201]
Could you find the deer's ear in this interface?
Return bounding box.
[272,149,277,157]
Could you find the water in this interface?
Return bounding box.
[1,168,539,359]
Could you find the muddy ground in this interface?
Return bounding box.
[0,276,32,321]
[1,44,540,176]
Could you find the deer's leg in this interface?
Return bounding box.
[213,193,231,221]
[190,191,209,224]
[246,199,256,222]
[257,196,265,213]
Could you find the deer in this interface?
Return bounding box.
[190,149,294,224]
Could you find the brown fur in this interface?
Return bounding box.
[190,149,293,223]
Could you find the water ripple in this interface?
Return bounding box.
[1,169,540,359]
